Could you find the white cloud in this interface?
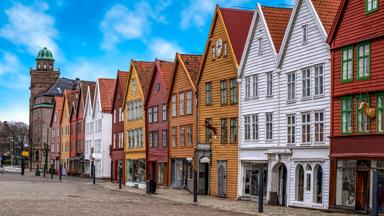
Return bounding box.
[149,38,183,59]
[0,2,60,58]
[100,0,171,51]
[180,0,252,30]
[0,51,28,90]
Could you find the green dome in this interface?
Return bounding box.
[37,47,54,60]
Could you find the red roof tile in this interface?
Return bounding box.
[51,96,64,126]
[179,54,203,86]
[261,6,292,53]
[117,70,129,98]
[311,0,342,34]
[133,61,155,100]
[158,60,174,92]
[98,78,116,112]
[220,7,254,63]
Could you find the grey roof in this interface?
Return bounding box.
[39,77,80,97]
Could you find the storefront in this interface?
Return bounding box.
[126,159,146,188]
[240,162,267,198]
[170,158,193,191]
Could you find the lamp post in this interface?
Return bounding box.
[118,162,122,189]
[42,142,49,178]
[90,147,95,184]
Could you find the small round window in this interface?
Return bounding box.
[156,83,160,92]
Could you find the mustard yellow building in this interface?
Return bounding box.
[123,60,155,188]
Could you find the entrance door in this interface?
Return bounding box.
[244,169,251,196]
[150,162,156,181]
[278,164,287,206]
[217,161,226,198]
[356,171,369,211]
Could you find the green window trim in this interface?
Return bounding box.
[340,96,353,134]
[366,0,379,15]
[357,42,370,80]
[376,93,384,133]
[356,94,370,134]
[341,46,353,83]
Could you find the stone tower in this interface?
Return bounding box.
[29,47,60,169]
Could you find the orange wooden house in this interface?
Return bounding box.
[196,6,253,199]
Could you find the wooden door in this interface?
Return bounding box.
[217,163,226,198]
[355,171,369,211]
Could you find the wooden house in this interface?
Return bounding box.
[49,96,63,172]
[69,89,79,174]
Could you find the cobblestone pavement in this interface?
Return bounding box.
[0,172,361,216]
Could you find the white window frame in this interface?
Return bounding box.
[266,113,273,141]
[302,25,308,45]
[287,72,296,101]
[314,65,324,96]
[314,111,324,143]
[252,114,258,140]
[252,74,258,98]
[301,113,311,144]
[287,114,296,144]
[245,76,251,99]
[266,72,273,96]
[187,91,193,115]
[302,68,311,98]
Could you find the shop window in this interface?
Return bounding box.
[306,164,312,191]
[336,160,356,208]
[127,159,145,183]
[296,164,304,201]
[313,164,323,204]
[157,163,165,185]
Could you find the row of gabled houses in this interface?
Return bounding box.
[28,0,384,213]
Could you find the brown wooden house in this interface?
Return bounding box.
[196,6,253,199]
[49,96,63,172]
[167,53,202,191]
[327,0,384,212]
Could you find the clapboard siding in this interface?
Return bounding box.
[198,12,239,200]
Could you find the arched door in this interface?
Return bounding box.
[217,161,226,198]
[278,164,287,206]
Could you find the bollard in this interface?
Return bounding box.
[118,165,122,189]
[92,162,95,185]
[59,164,62,181]
[193,169,197,203]
[50,164,53,179]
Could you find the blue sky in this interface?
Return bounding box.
[0,0,293,123]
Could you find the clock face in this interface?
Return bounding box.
[215,39,223,58]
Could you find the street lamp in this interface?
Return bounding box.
[90,147,95,184]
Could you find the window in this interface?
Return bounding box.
[357,42,370,80]
[252,114,258,140]
[212,47,215,60]
[187,125,192,146]
[114,109,117,123]
[155,82,160,92]
[153,131,158,147]
[230,78,237,104]
[252,74,258,98]
[302,25,308,45]
[162,130,167,147]
[119,132,123,148]
[131,79,136,95]
[148,107,153,123]
[205,118,212,143]
[221,118,228,144]
[162,104,167,121]
[186,91,192,114]
[287,114,296,144]
[172,127,177,147]
[357,94,370,133]
[180,127,185,146]
[302,68,311,98]
[342,47,353,82]
[245,77,251,99]
[153,106,158,123]
[302,113,311,144]
[266,113,273,140]
[341,96,353,134]
[223,42,228,57]
[377,94,384,133]
[288,73,296,101]
[119,107,122,122]
[366,0,378,14]
[306,164,312,191]
[314,65,324,95]
[314,111,324,143]
[266,72,273,96]
[230,118,237,143]
[113,133,116,148]
[244,116,250,141]
[220,80,227,104]
[335,160,356,207]
[296,164,304,201]
[180,92,185,115]
[206,82,212,105]
[172,95,177,117]
[258,37,262,55]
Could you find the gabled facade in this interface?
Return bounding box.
[145,59,174,187]
[123,60,155,188]
[197,6,253,200]
[327,0,384,212]
[168,53,202,191]
[49,96,63,171]
[237,3,291,203]
[84,84,96,175]
[84,78,115,178]
[268,0,340,209]
[69,90,79,175]
[111,71,129,183]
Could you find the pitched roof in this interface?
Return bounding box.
[311,0,342,34]
[98,78,116,112]
[261,6,292,53]
[220,7,254,63]
[158,60,174,92]
[89,82,96,106]
[64,89,77,114]
[77,80,95,117]
[40,77,79,97]
[50,96,64,126]
[133,61,155,99]
[179,54,203,86]
[117,70,129,98]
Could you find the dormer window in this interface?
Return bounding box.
[258,38,263,55]
[366,0,378,14]
[302,25,308,45]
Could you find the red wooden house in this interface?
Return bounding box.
[327,0,384,212]
[69,89,80,175]
[50,96,63,171]
[145,59,174,187]
[111,71,129,183]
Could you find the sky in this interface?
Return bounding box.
[0,0,293,124]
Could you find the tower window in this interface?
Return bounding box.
[38,64,41,69]
[43,64,47,69]
[50,64,53,70]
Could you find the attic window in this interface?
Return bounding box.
[366,0,378,14]
[302,25,308,45]
[132,79,136,96]
[223,42,228,57]
[258,38,263,55]
[156,83,160,92]
[212,47,216,60]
